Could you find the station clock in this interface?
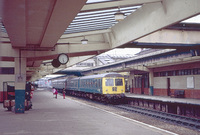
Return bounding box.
[57,53,69,65]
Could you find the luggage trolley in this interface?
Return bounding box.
[3,81,32,111]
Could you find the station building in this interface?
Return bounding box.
[128,49,200,99]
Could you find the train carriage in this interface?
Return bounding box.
[79,75,102,94]
[66,77,79,91]
[51,79,67,92]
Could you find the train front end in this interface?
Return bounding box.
[102,77,125,100]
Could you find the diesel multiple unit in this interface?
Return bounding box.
[52,72,125,102]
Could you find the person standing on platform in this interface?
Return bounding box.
[55,89,58,99]
[52,87,56,97]
[62,88,65,99]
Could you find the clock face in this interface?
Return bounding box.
[58,53,69,64]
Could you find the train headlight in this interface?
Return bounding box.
[105,89,108,94]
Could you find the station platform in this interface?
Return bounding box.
[125,93,200,119]
[0,88,177,135]
[125,93,200,106]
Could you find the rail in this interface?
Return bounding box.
[114,104,200,131]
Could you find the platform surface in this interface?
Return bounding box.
[0,88,177,135]
[125,93,200,105]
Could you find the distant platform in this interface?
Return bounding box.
[125,93,200,106]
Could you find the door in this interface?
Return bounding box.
[141,78,144,94]
[167,78,170,96]
[131,79,134,93]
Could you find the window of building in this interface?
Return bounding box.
[154,68,200,77]
[193,68,200,75]
[153,72,160,77]
[0,67,14,74]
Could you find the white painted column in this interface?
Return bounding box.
[14,54,26,113]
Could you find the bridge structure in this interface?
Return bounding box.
[1,0,200,113]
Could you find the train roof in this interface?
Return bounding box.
[52,79,67,82]
[80,72,123,79]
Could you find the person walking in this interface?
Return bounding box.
[52,87,56,97]
[62,88,66,99]
[55,89,58,99]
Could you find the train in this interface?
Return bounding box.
[51,72,125,103]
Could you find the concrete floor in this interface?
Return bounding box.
[0,88,177,135]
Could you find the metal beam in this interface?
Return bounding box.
[136,29,200,45]
[110,0,200,49]
[66,55,95,67]
[40,0,87,48]
[81,0,161,12]
[60,29,111,39]
[123,42,200,49]
[23,42,109,60]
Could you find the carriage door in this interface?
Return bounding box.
[167,78,170,96]
[131,79,134,93]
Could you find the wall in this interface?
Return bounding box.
[153,72,200,99]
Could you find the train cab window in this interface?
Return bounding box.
[115,79,123,86]
[105,79,114,86]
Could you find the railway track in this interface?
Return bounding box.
[114,104,200,131]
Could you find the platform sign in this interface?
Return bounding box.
[187,76,194,89]
[15,74,26,83]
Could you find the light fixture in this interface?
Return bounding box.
[81,37,88,44]
[114,7,125,21]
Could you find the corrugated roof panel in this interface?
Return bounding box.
[64,4,141,34]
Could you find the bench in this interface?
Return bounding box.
[174,90,185,98]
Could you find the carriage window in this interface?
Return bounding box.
[105,79,114,86]
[115,79,123,86]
